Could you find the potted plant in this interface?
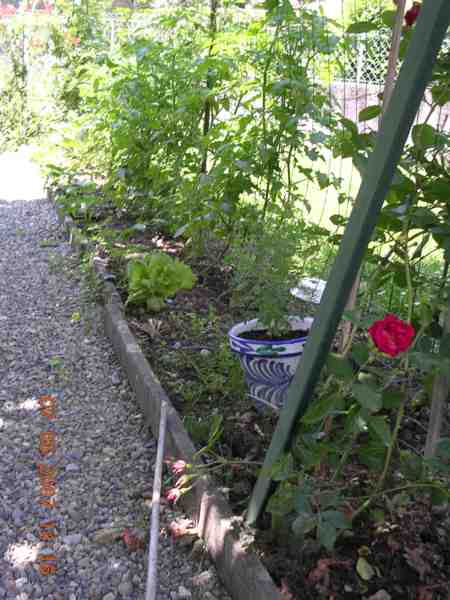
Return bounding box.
[227,223,314,410]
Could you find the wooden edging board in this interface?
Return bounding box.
[53,200,283,600]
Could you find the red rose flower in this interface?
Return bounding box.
[404,2,421,27]
[368,314,415,357]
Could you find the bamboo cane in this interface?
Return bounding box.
[145,401,168,600]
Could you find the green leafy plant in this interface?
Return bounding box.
[266,308,450,551]
[126,253,196,312]
[227,220,305,337]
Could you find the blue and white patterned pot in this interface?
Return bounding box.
[228,316,313,411]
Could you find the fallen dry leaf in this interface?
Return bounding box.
[417,586,433,600]
[308,558,351,590]
[167,518,198,546]
[404,546,430,581]
[280,579,294,599]
[122,528,146,552]
[386,536,401,552]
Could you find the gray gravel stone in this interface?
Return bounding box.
[63,534,82,546]
[0,151,231,600]
[118,581,133,597]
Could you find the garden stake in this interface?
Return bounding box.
[424,296,450,458]
[145,401,168,600]
[247,0,450,526]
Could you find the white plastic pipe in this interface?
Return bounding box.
[145,401,168,600]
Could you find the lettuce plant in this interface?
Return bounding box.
[126,253,196,312]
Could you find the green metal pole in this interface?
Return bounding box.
[247,0,450,525]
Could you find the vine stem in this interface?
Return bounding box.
[350,482,443,524]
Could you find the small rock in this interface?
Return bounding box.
[12,509,24,526]
[200,349,210,356]
[190,539,206,559]
[177,587,192,600]
[431,503,448,516]
[78,557,90,569]
[200,593,216,600]
[63,534,82,546]
[368,591,392,600]
[173,341,182,350]
[118,581,133,597]
[65,463,80,472]
[15,578,28,591]
[103,446,116,457]
[111,372,121,385]
[103,594,116,600]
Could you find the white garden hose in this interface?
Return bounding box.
[145,401,168,600]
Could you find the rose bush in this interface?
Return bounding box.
[368,314,415,357]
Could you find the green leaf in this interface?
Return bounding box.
[292,512,316,537]
[431,84,450,107]
[430,486,449,506]
[412,124,440,150]
[368,416,391,447]
[266,481,296,516]
[322,510,351,530]
[294,486,313,513]
[317,491,341,509]
[317,172,330,189]
[351,343,369,366]
[358,443,386,470]
[317,519,337,551]
[352,383,382,412]
[356,557,375,581]
[302,393,340,424]
[358,105,381,122]
[399,450,423,481]
[436,438,450,460]
[347,21,378,34]
[428,181,450,200]
[381,9,397,27]
[382,389,404,409]
[271,453,294,482]
[439,333,450,358]
[326,354,354,382]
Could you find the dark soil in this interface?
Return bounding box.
[239,328,310,341]
[69,209,450,600]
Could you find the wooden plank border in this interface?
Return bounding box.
[53,200,283,600]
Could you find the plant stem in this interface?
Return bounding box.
[375,228,413,492]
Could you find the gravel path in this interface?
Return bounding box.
[0,151,230,600]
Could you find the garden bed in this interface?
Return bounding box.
[57,202,450,600]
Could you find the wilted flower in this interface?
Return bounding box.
[166,487,181,503]
[171,459,187,475]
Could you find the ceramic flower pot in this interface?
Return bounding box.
[228,316,314,411]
